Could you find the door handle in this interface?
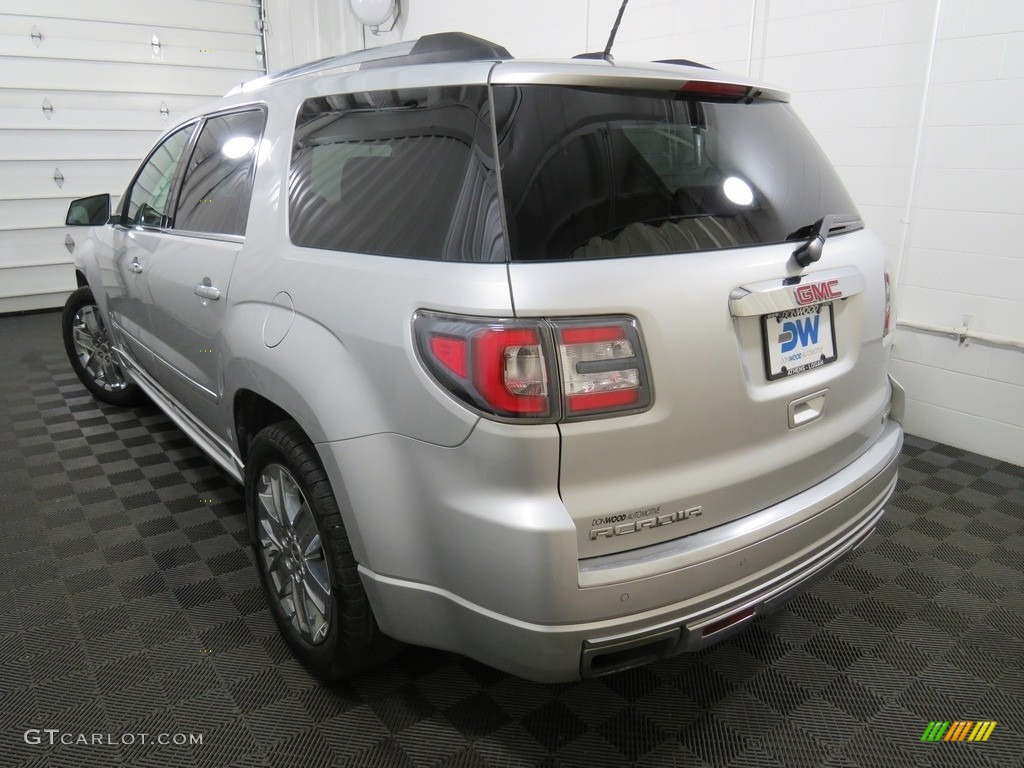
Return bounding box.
[194,279,221,301]
[128,258,143,274]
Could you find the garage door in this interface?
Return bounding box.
[0,0,267,313]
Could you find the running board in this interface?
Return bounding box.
[116,348,244,484]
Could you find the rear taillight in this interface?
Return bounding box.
[557,323,642,415]
[414,312,651,422]
[475,327,549,415]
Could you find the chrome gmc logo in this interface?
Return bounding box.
[795,279,842,305]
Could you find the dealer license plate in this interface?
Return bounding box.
[762,302,838,380]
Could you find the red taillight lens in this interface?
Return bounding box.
[474,327,548,415]
[429,335,467,378]
[414,313,652,422]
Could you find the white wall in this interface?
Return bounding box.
[329,0,1021,465]
[0,0,266,314]
[890,0,1024,466]
[263,0,353,70]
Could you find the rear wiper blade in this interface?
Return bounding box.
[791,213,863,267]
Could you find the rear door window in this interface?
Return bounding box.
[491,85,858,261]
[288,86,504,262]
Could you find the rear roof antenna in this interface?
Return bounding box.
[573,0,629,61]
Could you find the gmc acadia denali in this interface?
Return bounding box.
[62,33,903,682]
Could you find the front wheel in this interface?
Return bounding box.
[245,421,398,679]
[61,286,144,407]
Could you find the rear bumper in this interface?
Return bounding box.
[355,420,902,682]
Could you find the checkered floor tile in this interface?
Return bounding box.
[1,310,1021,767]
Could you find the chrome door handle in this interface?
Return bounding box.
[194,280,222,301]
[128,258,143,274]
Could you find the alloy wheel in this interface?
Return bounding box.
[256,463,332,644]
[70,304,129,393]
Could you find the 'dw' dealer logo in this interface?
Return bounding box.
[779,315,821,353]
[920,720,997,742]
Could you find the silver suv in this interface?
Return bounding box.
[62,32,903,682]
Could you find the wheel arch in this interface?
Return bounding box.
[233,389,294,462]
[224,319,382,566]
[232,385,372,568]
[222,305,394,449]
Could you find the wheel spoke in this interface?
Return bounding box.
[270,469,289,531]
[293,505,319,553]
[101,360,123,387]
[276,572,292,600]
[304,560,330,604]
[73,326,97,353]
[292,577,312,634]
[258,477,286,533]
[259,514,286,550]
[263,545,284,574]
[303,579,327,614]
[82,307,101,335]
[281,473,302,528]
[303,581,328,642]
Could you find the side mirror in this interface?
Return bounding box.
[66,194,112,226]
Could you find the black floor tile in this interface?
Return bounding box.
[1,310,1021,767]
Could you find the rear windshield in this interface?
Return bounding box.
[288,82,857,263]
[493,84,858,261]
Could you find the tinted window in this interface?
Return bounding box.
[124,125,195,228]
[289,86,503,262]
[492,85,858,261]
[175,110,266,236]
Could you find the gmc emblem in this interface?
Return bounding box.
[795,279,842,305]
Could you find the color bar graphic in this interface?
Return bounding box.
[968,721,998,742]
[920,721,996,742]
[921,722,949,742]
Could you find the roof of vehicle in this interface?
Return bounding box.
[225,31,789,102]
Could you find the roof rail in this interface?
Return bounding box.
[232,40,417,93]
[359,32,512,70]
[228,32,512,94]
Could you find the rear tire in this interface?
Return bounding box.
[61,286,145,407]
[245,420,398,679]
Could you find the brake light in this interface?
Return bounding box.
[414,313,651,422]
[475,327,548,415]
[679,81,750,100]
